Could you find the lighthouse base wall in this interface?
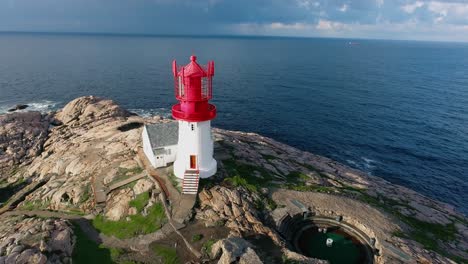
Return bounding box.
[173,120,217,179]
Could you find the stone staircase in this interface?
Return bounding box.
[182,170,200,195]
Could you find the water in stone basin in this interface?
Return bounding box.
[297,227,368,264]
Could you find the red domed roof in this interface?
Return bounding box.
[181,55,207,78]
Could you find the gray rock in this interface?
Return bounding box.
[10,245,24,255]
[239,247,263,264]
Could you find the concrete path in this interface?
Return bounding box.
[137,149,196,224]
[108,173,147,192]
[93,171,148,204]
[137,147,201,258]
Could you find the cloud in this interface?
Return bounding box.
[1,0,468,42]
[339,4,349,12]
[270,22,310,30]
[316,19,349,31]
[427,1,468,23]
[401,1,424,14]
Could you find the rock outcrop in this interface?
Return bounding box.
[0,111,52,177]
[210,237,263,264]
[0,215,75,264]
[197,186,283,245]
[16,96,152,214]
[0,96,466,264]
[56,96,130,126]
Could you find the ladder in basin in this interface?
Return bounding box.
[182,170,200,195]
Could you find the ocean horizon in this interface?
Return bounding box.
[1,32,467,215]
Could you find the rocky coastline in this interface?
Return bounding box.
[0,96,466,264]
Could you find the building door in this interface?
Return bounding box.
[190,155,197,169]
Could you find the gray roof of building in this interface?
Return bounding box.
[145,122,178,149]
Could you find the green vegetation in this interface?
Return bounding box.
[168,173,181,193]
[282,255,303,264]
[261,154,277,161]
[21,199,50,210]
[281,171,334,193]
[202,239,217,254]
[72,223,113,264]
[129,191,150,212]
[110,247,124,260]
[9,165,22,176]
[79,184,91,204]
[222,159,276,190]
[192,234,203,242]
[152,244,179,264]
[109,167,144,186]
[225,175,257,193]
[92,202,166,239]
[119,166,144,175]
[73,223,141,264]
[66,208,86,216]
[255,197,278,211]
[344,188,464,262]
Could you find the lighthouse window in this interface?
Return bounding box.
[191,124,194,131]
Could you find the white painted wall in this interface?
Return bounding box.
[163,145,177,166]
[142,125,178,169]
[173,120,217,179]
[142,126,157,167]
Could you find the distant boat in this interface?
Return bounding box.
[348,41,359,45]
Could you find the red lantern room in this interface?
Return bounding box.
[172,55,216,122]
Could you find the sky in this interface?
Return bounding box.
[1,0,468,42]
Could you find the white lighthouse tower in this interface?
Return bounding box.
[172,55,217,194]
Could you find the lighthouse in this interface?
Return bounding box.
[172,55,217,193]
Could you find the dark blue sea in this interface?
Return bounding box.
[1,33,467,215]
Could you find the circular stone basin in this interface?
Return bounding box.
[296,226,371,264]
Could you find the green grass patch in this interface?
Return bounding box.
[282,255,302,264]
[262,154,277,161]
[285,171,309,183]
[255,197,278,211]
[222,159,277,190]
[119,166,144,175]
[347,188,464,262]
[0,178,7,186]
[79,184,91,204]
[21,199,49,210]
[109,167,144,186]
[282,171,334,193]
[202,239,217,254]
[72,223,113,264]
[224,175,257,193]
[283,184,334,193]
[152,244,180,264]
[168,173,181,193]
[129,191,150,213]
[66,207,86,216]
[92,202,166,239]
[192,234,203,242]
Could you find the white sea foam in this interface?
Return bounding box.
[362,157,377,169]
[346,157,379,175]
[0,100,60,114]
[128,108,172,119]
